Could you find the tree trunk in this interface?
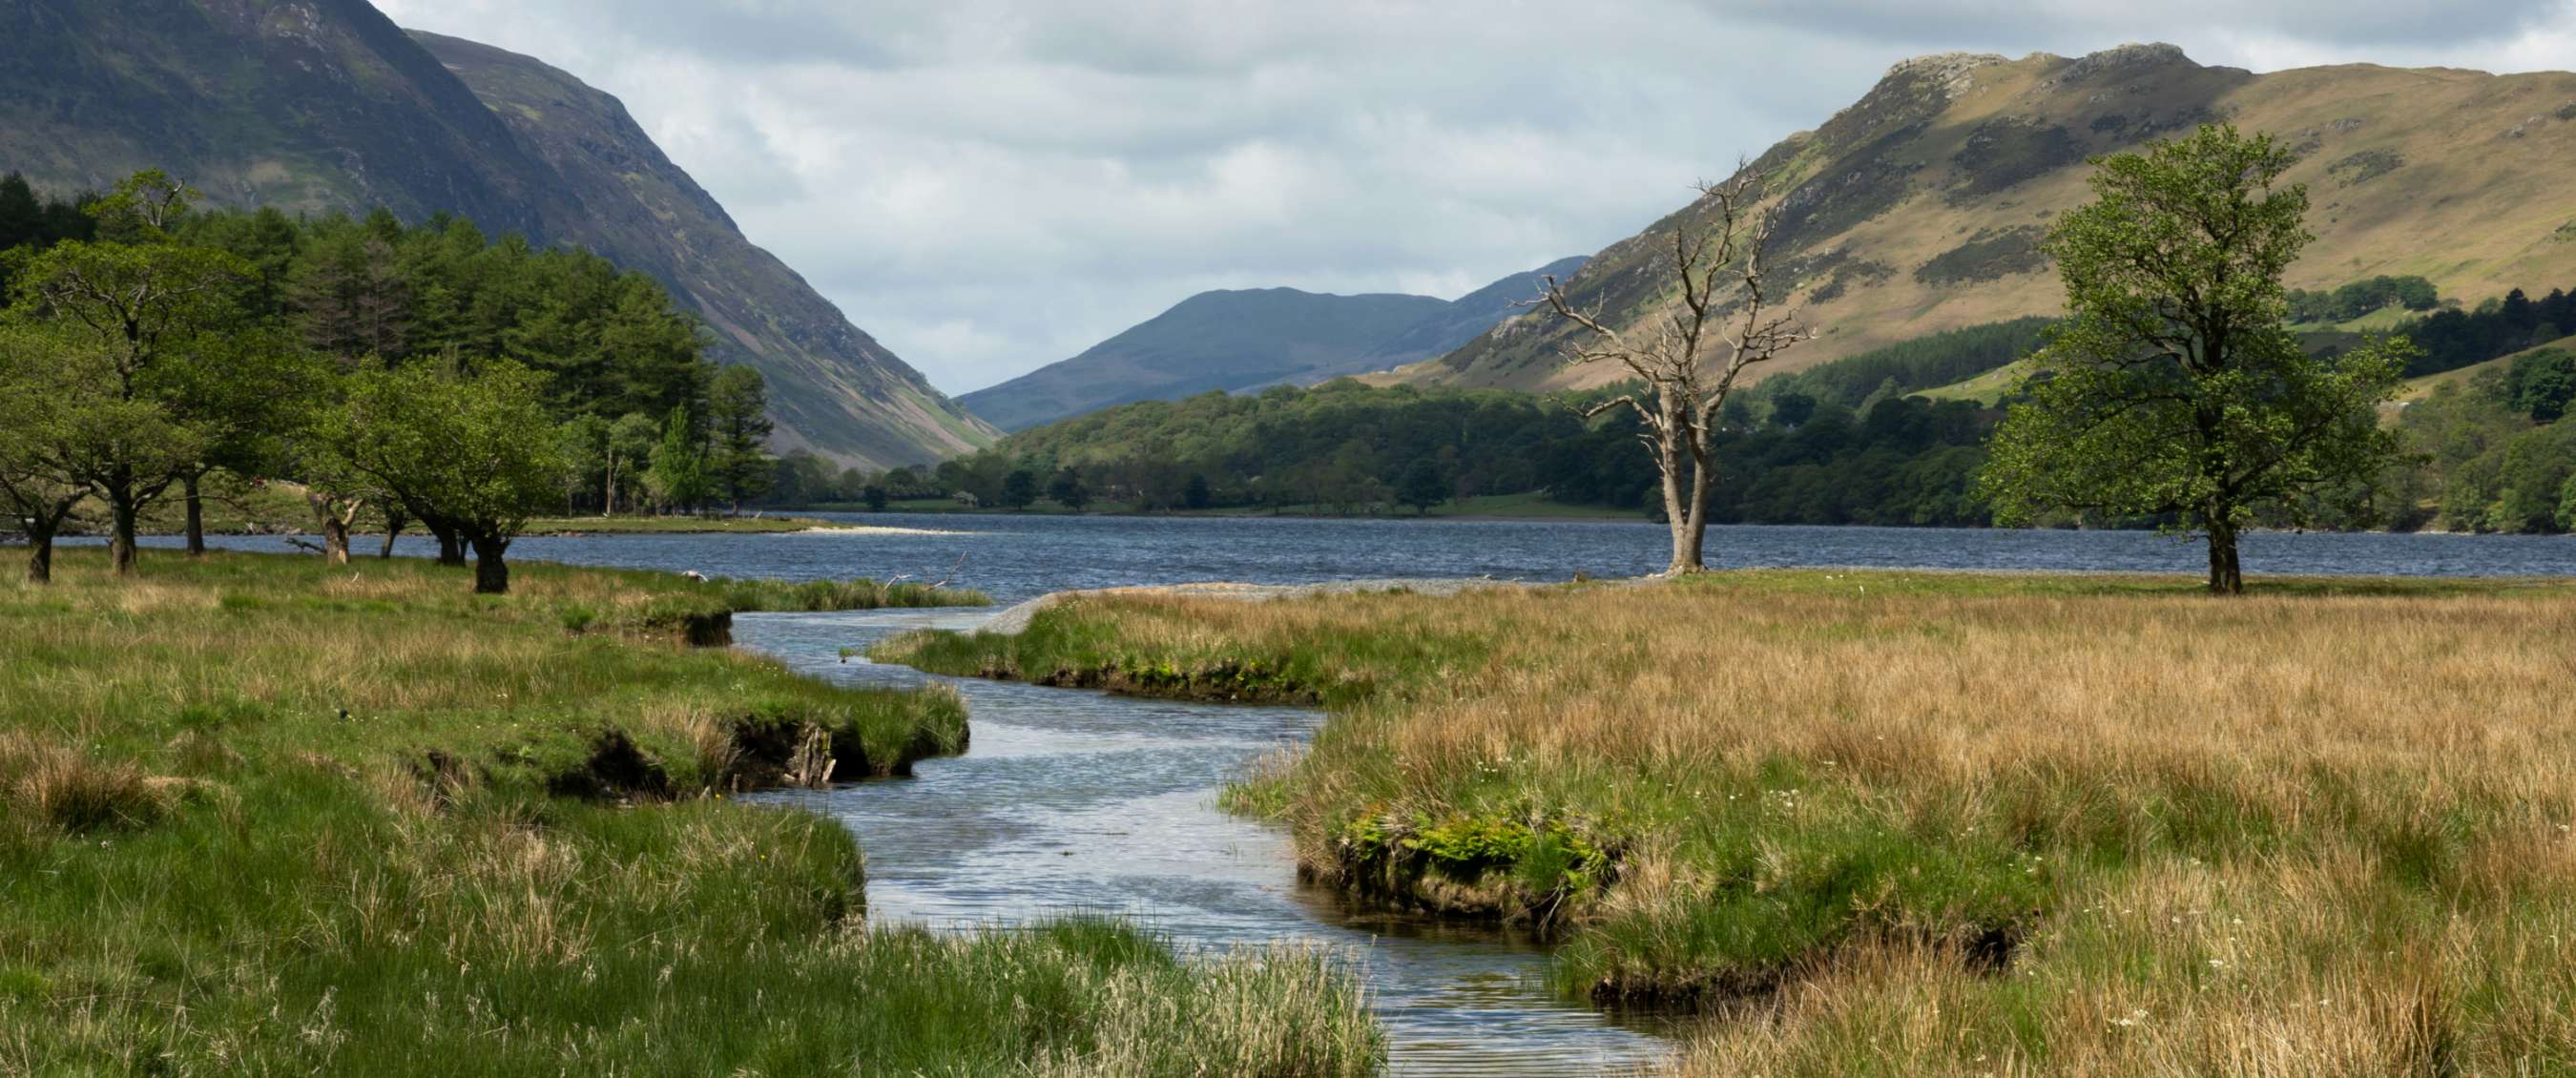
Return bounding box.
[23,524,54,584]
[427,518,466,568]
[305,490,354,566]
[604,462,617,517]
[380,506,407,559]
[1654,402,1699,576]
[2207,519,2244,595]
[183,473,207,558]
[1673,450,1713,575]
[468,532,509,594]
[107,481,140,577]
[320,514,351,566]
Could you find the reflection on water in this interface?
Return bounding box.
[738,609,1678,1076]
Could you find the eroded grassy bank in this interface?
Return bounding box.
[875,570,2576,1072]
[0,550,1378,1075]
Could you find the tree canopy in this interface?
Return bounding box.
[0,168,780,590]
[1980,125,2407,592]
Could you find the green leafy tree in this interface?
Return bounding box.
[1046,467,1091,511]
[1396,459,1448,515]
[556,413,610,513]
[165,321,316,557]
[704,364,775,514]
[644,405,709,515]
[335,362,565,593]
[2484,422,2576,533]
[1980,125,2407,593]
[0,323,106,582]
[9,173,250,575]
[2506,348,2576,423]
[1770,392,1818,428]
[606,411,659,515]
[1000,468,1039,510]
[862,485,889,512]
[1182,472,1213,510]
[286,363,392,565]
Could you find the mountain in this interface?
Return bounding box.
[0,0,992,467]
[408,32,995,466]
[1326,255,1589,381]
[1402,45,2576,392]
[958,289,1449,431]
[959,257,1587,431]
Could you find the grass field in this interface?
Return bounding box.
[0,550,1378,1075]
[879,569,2576,1074]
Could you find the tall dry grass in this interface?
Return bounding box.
[882,570,2576,1070]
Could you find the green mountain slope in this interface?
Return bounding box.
[1405,44,2576,393]
[960,258,1586,431]
[0,0,991,467]
[410,31,995,467]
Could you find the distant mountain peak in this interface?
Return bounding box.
[958,257,1588,431]
[2046,43,2198,85]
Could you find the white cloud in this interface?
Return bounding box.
[374,0,2576,395]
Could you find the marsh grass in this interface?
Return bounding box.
[0,549,1378,1075]
[878,568,2576,1071]
[713,574,992,612]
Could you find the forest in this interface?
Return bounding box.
[0,170,779,590]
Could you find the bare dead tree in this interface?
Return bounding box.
[1534,167,1815,575]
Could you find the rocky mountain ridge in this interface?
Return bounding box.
[1402,44,2576,392]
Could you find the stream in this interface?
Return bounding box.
[735,607,1679,1076]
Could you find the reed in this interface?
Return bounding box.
[879,569,2576,1069]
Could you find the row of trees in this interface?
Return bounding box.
[856,381,2003,527]
[2284,274,2439,324]
[2395,285,2576,377]
[0,170,778,591]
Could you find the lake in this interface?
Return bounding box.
[98,513,2575,602]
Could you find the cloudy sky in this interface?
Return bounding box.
[372,0,2576,396]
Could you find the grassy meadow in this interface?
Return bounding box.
[878,569,2576,1074]
[0,549,1379,1076]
